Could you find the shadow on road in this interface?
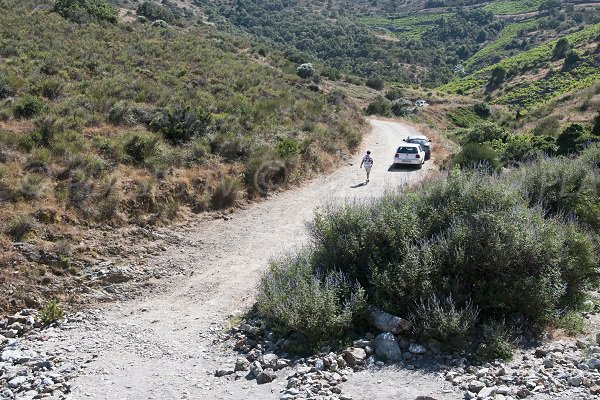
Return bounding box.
[387,164,422,172]
[350,182,367,188]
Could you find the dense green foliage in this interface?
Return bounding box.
[53,0,117,23]
[257,158,600,345]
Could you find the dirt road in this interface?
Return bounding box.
[52,119,460,399]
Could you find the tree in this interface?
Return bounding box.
[552,38,570,60]
[366,96,391,116]
[473,102,491,118]
[391,98,413,117]
[366,76,384,90]
[563,50,580,70]
[53,0,118,23]
[556,123,586,154]
[592,111,600,137]
[297,63,315,79]
[489,66,506,86]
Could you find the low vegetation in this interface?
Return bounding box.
[257,148,600,354]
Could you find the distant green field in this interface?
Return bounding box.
[357,13,453,38]
[465,19,537,70]
[439,23,600,109]
[482,0,543,15]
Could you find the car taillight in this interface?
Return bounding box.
[416,154,420,159]
[395,153,399,157]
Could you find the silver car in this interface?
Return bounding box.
[404,135,432,160]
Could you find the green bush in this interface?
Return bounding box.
[473,102,491,118]
[297,63,315,79]
[592,111,600,137]
[385,88,404,101]
[257,255,366,342]
[391,98,413,117]
[512,157,600,232]
[54,0,118,23]
[366,76,384,90]
[38,299,64,327]
[137,1,176,23]
[6,215,36,241]
[366,96,391,116]
[13,95,45,119]
[123,132,158,164]
[0,75,15,99]
[459,122,508,145]
[275,138,301,159]
[150,105,212,145]
[580,142,600,168]
[452,143,502,171]
[409,295,479,342]
[262,167,600,346]
[478,320,515,360]
[556,124,587,154]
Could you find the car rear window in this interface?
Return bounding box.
[397,147,418,154]
[408,139,427,145]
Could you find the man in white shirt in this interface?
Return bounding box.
[359,150,373,183]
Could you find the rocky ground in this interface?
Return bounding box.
[214,308,600,400]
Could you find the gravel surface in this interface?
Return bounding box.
[16,120,454,399]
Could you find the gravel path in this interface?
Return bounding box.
[44,119,461,399]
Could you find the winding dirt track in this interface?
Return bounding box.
[58,119,461,399]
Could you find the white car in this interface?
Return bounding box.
[394,142,426,168]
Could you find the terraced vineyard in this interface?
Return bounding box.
[482,0,543,15]
[440,22,600,110]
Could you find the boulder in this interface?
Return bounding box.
[256,368,276,384]
[343,347,367,366]
[373,332,401,362]
[408,343,426,355]
[234,358,250,372]
[366,305,411,334]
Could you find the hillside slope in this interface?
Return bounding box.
[0,0,365,312]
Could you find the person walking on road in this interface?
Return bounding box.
[360,150,373,183]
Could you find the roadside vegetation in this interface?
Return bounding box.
[257,144,600,356]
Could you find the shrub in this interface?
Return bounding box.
[473,102,491,118]
[150,105,212,145]
[452,143,502,171]
[38,299,64,327]
[460,122,508,145]
[555,311,586,335]
[137,1,176,23]
[13,95,45,119]
[296,63,315,79]
[478,320,515,360]
[410,295,479,342]
[366,96,391,116]
[556,123,588,154]
[592,110,600,137]
[562,50,580,70]
[6,215,36,241]
[391,98,413,117]
[123,132,158,164]
[385,88,404,101]
[580,142,600,168]
[489,66,506,86]
[366,76,384,90]
[257,256,366,342]
[275,138,301,159]
[0,75,15,99]
[53,0,118,23]
[19,173,46,200]
[552,38,570,59]
[211,175,242,208]
[512,157,600,232]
